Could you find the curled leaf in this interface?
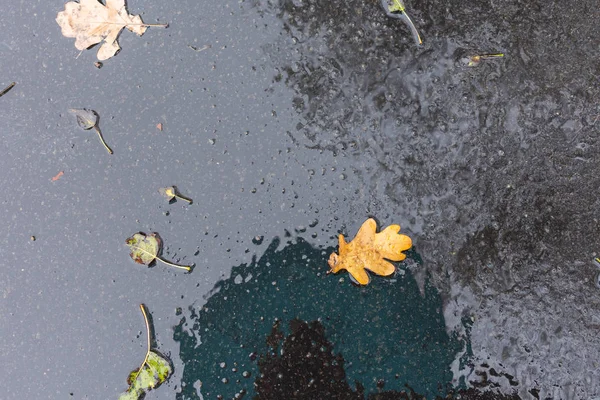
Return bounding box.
[125,232,192,271]
[119,305,172,400]
[69,108,113,154]
[70,108,97,130]
[328,218,412,285]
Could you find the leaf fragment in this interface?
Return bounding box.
[69,108,113,154]
[125,232,193,271]
[56,0,168,60]
[51,171,65,181]
[119,304,172,400]
[327,218,412,285]
[159,186,193,204]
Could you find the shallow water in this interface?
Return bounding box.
[1,0,599,399]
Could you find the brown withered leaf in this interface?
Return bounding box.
[328,218,412,285]
[56,0,167,60]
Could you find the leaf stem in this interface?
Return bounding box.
[156,256,192,271]
[140,23,169,28]
[132,245,192,272]
[401,13,422,45]
[97,22,168,28]
[130,304,151,385]
[93,126,113,154]
[174,194,193,204]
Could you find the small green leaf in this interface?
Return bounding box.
[126,232,161,266]
[388,0,405,13]
[119,305,173,400]
[119,352,172,400]
[125,232,193,271]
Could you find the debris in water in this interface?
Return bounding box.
[467,53,505,67]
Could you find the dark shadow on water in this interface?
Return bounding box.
[174,237,466,399]
[256,318,521,400]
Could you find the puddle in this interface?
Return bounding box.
[175,238,464,399]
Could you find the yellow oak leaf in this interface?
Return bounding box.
[328,218,412,285]
[56,0,165,60]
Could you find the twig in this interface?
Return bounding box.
[188,44,211,52]
[0,82,15,97]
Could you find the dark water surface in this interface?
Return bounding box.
[1,0,599,399]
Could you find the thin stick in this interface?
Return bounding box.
[0,82,15,97]
[188,44,211,52]
[93,126,113,154]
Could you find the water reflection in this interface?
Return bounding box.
[257,1,600,396]
[174,238,464,399]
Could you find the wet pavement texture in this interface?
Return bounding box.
[1,0,599,399]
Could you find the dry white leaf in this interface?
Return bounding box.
[56,0,165,60]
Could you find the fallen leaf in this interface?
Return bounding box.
[381,0,422,45]
[126,232,192,271]
[328,218,412,285]
[56,0,167,60]
[156,122,163,131]
[158,186,193,204]
[119,305,172,400]
[51,171,65,181]
[69,108,113,154]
